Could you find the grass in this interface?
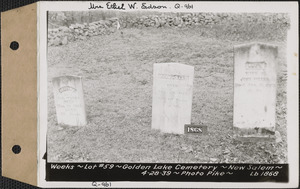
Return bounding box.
[47,26,288,163]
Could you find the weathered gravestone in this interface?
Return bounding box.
[152,63,194,134]
[52,76,87,126]
[233,42,278,140]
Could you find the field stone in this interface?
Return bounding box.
[53,37,61,46]
[61,36,68,45]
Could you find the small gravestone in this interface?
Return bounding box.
[184,124,208,135]
[52,76,87,126]
[152,63,194,134]
[233,42,278,140]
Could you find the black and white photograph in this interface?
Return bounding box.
[32,1,298,187]
[47,9,289,164]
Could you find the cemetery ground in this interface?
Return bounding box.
[47,26,288,163]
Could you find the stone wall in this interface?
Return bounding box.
[48,19,119,46]
[48,13,289,46]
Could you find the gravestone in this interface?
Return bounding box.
[152,63,194,134]
[52,76,87,126]
[233,42,278,139]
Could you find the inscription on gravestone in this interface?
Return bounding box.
[152,63,194,134]
[52,76,87,126]
[233,43,278,138]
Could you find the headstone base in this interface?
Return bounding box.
[234,136,276,142]
[233,127,276,142]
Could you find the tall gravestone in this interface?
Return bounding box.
[233,43,278,139]
[152,63,194,134]
[52,76,87,126]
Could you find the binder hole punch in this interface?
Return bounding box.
[10,41,19,50]
[12,145,21,154]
